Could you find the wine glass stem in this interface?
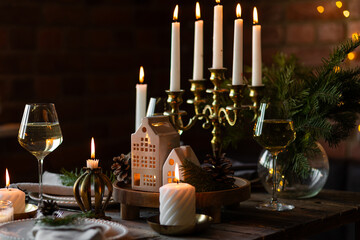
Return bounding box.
[38,157,44,206]
[271,152,278,204]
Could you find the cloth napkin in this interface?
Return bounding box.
[12,171,110,196]
[12,171,73,196]
[31,221,110,240]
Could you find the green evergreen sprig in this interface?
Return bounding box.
[60,168,85,187]
[263,37,360,180]
[180,158,235,192]
[60,168,115,187]
[37,212,94,226]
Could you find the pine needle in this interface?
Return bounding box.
[262,37,360,180]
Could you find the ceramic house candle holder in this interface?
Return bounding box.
[162,145,200,185]
[131,116,180,192]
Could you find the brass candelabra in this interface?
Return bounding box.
[164,68,265,158]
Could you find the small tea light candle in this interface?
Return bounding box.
[159,163,196,226]
[86,138,99,169]
[0,200,13,223]
[0,169,25,214]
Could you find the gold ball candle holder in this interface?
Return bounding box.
[73,167,113,219]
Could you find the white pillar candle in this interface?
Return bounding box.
[159,163,196,226]
[135,66,147,130]
[86,137,99,169]
[232,4,244,85]
[193,2,203,80]
[159,183,196,226]
[252,7,262,86]
[170,5,181,91]
[212,0,223,69]
[0,169,25,214]
[0,200,14,222]
[0,189,24,214]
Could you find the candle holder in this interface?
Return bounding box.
[187,79,207,115]
[73,167,113,219]
[165,68,265,158]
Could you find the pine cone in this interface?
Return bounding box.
[40,200,59,216]
[203,153,235,186]
[112,153,131,184]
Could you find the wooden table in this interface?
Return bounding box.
[106,190,360,239]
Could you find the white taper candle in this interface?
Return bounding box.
[232,3,244,85]
[135,66,147,130]
[193,2,203,80]
[170,5,181,91]
[212,0,223,69]
[252,7,262,86]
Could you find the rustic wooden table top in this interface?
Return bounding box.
[106,189,360,240]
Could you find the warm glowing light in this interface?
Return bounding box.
[175,163,180,182]
[253,7,258,24]
[336,1,343,8]
[317,6,325,14]
[216,0,220,4]
[343,10,350,18]
[269,168,273,175]
[236,4,241,18]
[91,137,95,159]
[139,66,144,84]
[358,124,360,132]
[333,66,341,73]
[173,5,178,21]
[348,52,356,60]
[352,33,359,41]
[5,169,9,187]
[195,2,201,20]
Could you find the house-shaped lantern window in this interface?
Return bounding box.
[131,116,180,192]
[162,145,200,185]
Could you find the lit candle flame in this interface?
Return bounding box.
[216,0,220,4]
[91,137,95,159]
[175,163,180,183]
[139,66,144,84]
[236,3,241,18]
[195,2,201,20]
[5,168,10,188]
[173,5,179,21]
[253,7,258,24]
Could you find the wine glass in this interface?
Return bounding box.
[18,103,63,206]
[253,101,296,211]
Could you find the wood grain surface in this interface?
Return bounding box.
[106,190,360,239]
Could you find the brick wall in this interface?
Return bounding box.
[0,0,359,186]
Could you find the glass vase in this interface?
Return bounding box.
[257,142,329,199]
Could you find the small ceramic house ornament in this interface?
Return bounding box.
[162,145,200,185]
[131,116,180,192]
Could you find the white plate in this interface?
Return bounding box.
[29,193,116,208]
[0,218,128,240]
[43,193,102,201]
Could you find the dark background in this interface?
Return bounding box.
[0,0,358,189]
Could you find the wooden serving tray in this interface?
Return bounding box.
[113,177,251,223]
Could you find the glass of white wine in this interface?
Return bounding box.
[18,103,63,206]
[253,101,296,211]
